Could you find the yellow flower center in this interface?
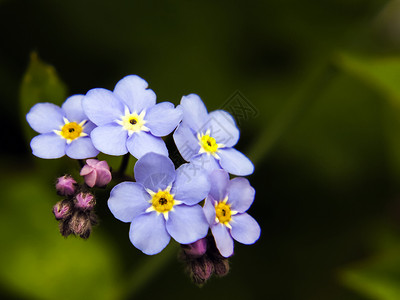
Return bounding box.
[197,130,224,158]
[151,189,175,213]
[118,107,149,135]
[61,122,83,140]
[215,201,232,224]
[200,135,218,153]
[54,118,87,143]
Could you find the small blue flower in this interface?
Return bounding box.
[82,75,183,159]
[203,169,260,257]
[108,152,210,255]
[26,95,99,159]
[173,94,254,176]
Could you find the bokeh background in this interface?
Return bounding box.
[2,0,400,299]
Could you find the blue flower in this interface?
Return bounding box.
[26,95,99,159]
[203,169,260,257]
[82,75,183,159]
[108,152,210,255]
[173,94,254,176]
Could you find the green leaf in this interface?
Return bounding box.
[335,52,400,106]
[339,224,400,300]
[340,246,400,300]
[0,172,122,300]
[335,52,400,181]
[19,52,68,141]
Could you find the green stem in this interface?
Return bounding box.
[247,58,337,166]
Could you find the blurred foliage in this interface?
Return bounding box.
[0,172,121,300]
[3,0,400,299]
[19,52,67,141]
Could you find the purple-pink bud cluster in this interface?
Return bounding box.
[52,174,98,239]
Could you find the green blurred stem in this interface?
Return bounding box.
[247,58,338,165]
[120,242,179,299]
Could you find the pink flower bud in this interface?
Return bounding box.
[53,200,73,220]
[74,192,96,210]
[55,175,77,196]
[182,238,208,258]
[80,159,112,188]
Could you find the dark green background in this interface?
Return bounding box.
[2,0,400,299]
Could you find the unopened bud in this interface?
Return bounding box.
[70,211,92,239]
[53,200,73,220]
[190,257,214,285]
[80,159,112,188]
[182,238,208,258]
[59,219,73,238]
[55,175,77,196]
[74,192,96,210]
[213,257,230,277]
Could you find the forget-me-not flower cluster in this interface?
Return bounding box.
[26,74,261,283]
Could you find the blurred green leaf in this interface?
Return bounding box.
[335,52,400,181]
[335,52,400,106]
[0,172,122,300]
[340,233,400,300]
[19,52,68,141]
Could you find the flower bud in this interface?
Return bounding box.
[74,192,96,211]
[70,211,92,239]
[189,257,214,285]
[80,159,112,188]
[55,175,77,196]
[59,219,73,238]
[212,257,230,277]
[182,238,208,258]
[53,200,73,220]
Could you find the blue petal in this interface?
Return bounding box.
[129,212,170,255]
[90,124,128,156]
[190,153,221,174]
[83,88,125,126]
[208,169,229,201]
[65,137,99,159]
[180,94,208,131]
[26,103,64,133]
[82,121,96,134]
[230,213,261,245]
[173,123,200,161]
[145,102,183,137]
[113,75,156,113]
[171,163,210,205]
[126,131,168,159]
[206,110,239,147]
[30,133,66,159]
[134,152,176,192]
[211,223,234,257]
[203,196,217,225]
[108,182,151,223]
[61,95,86,122]
[218,148,254,176]
[166,205,209,244]
[227,177,255,213]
